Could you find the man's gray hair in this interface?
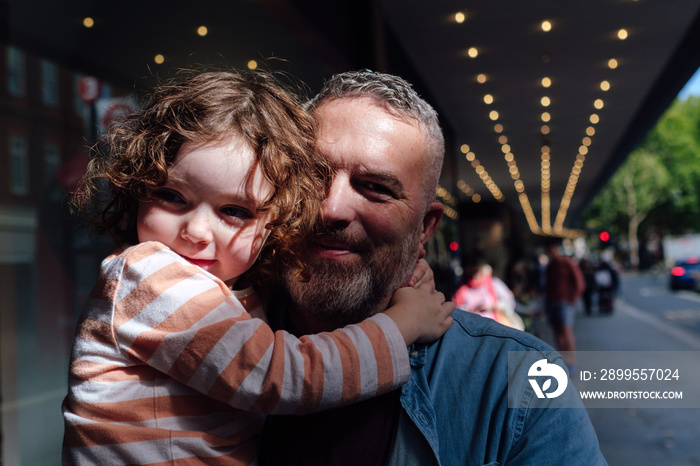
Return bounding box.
[308,70,445,210]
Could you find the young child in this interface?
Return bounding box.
[62,70,454,465]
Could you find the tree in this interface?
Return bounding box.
[585,149,670,268]
[644,96,700,233]
[583,96,700,268]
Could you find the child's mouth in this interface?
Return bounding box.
[185,257,217,268]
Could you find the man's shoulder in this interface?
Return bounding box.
[419,310,560,386]
[446,309,554,353]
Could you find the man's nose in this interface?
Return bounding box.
[321,174,356,226]
[181,208,214,244]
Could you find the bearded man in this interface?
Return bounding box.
[259,70,607,466]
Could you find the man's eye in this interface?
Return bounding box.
[363,181,394,197]
[152,189,184,204]
[221,206,253,220]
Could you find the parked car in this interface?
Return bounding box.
[669,256,700,290]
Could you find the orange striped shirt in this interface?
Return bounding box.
[62,241,409,465]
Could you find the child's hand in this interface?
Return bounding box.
[406,258,435,289]
[384,281,454,346]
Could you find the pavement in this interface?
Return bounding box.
[532,295,700,466]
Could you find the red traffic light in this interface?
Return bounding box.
[599,231,610,242]
[449,241,459,252]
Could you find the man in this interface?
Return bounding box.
[544,238,586,371]
[259,70,607,465]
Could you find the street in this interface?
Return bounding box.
[621,273,700,338]
[536,271,700,466]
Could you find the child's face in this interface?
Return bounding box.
[137,135,272,287]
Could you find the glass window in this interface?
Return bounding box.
[9,136,29,196]
[6,46,25,97]
[73,73,87,117]
[41,60,59,108]
[44,143,61,184]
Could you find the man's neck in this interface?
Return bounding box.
[286,295,392,334]
[286,303,329,334]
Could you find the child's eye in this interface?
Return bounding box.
[152,189,184,204]
[221,206,253,220]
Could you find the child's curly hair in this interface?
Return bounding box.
[72,70,330,282]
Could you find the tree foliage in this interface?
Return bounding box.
[583,96,700,265]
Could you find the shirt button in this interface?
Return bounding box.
[417,412,428,425]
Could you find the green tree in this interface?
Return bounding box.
[585,149,670,268]
[584,96,700,267]
[644,96,700,232]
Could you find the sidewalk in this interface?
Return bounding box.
[536,299,700,466]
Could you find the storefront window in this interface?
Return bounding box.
[8,136,28,196]
[6,46,25,97]
[0,3,330,462]
[43,143,61,185]
[41,60,59,108]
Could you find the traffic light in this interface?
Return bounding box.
[599,231,610,242]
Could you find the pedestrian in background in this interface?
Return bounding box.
[544,238,585,373]
[579,257,596,316]
[595,250,620,314]
[452,250,524,330]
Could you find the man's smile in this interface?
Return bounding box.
[311,238,358,260]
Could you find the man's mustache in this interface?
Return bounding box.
[309,223,372,254]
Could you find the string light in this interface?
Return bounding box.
[437,185,459,219]
[458,32,620,236]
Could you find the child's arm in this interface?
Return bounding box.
[406,257,434,288]
[94,242,410,415]
[385,257,455,345]
[384,281,454,345]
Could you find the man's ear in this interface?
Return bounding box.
[419,201,444,245]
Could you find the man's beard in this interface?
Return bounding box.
[285,227,421,330]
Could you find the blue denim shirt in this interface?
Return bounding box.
[264,293,607,466]
[389,310,608,466]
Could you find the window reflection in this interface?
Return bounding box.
[1,41,117,464]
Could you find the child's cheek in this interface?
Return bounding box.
[249,222,271,262]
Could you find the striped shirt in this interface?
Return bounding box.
[62,241,409,465]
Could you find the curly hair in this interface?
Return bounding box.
[72,70,330,281]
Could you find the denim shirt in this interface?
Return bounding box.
[263,294,607,466]
[389,310,608,466]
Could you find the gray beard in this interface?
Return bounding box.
[285,230,420,329]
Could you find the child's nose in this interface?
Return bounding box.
[181,210,214,244]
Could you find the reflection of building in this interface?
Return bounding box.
[0,42,116,464]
